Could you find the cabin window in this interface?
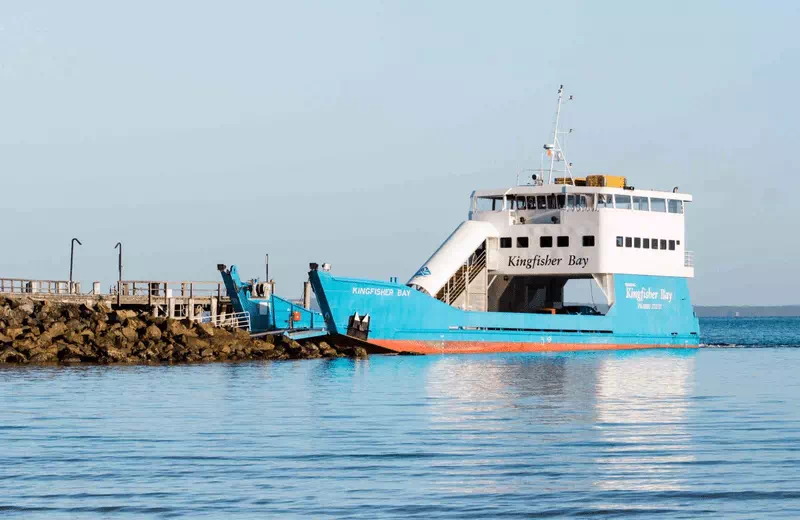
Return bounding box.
[515,196,527,210]
[668,200,683,214]
[651,237,658,248]
[615,195,632,209]
[633,196,649,211]
[577,195,588,208]
[537,196,547,209]
[500,237,512,248]
[634,237,641,248]
[527,196,537,210]
[677,240,681,245]
[660,239,667,250]
[475,197,499,212]
[598,195,613,209]
[566,195,576,208]
[582,235,595,247]
[643,238,650,249]
[546,195,557,209]
[557,195,566,209]
[625,237,632,248]
[616,236,623,247]
[517,237,529,248]
[669,239,676,250]
[651,198,667,212]
[540,236,553,248]
[557,236,569,247]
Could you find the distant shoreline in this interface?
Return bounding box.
[695,306,800,318]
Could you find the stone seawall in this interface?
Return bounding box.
[0,297,366,365]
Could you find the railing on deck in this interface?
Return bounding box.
[436,248,487,306]
[684,251,695,268]
[191,311,251,331]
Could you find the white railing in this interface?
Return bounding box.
[437,248,487,305]
[0,278,73,295]
[192,311,251,331]
[684,251,695,268]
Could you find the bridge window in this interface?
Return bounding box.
[668,200,684,214]
[540,236,553,248]
[643,238,650,249]
[500,237,512,248]
[616,236,623,247]
[527,196,537,209]
[598,195,613,209]
[625,237,632,248]
[660,239,667,250]
[476,197,502,212]
[517,237,529,248]
[537,196,547,209]
[582,235,595,247]
[557,236,569,247]
[669,240,676,250]
[651,198,666,212]
[615,194,632,209]
[634,237,641,248]
[547,195,557,209]
[633,196,649,211]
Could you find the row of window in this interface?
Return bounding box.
[598,195,683,213]
[499,234,680,250]
[500,235,595,249]
[616,236,680,251]
[478,194,684,213]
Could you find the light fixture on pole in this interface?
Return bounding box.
[69,238,82,294]
[114,242,123,305]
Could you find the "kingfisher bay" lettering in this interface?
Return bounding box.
[352,287,411,297]
[507,255,589,270]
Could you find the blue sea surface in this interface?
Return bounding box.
[1,317,800,518]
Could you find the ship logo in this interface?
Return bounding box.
[414,266,431,277]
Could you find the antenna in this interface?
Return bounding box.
[538,85,575,185]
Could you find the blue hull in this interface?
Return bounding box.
[309,270,699,354]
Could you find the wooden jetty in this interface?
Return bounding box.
[0,277,231,320]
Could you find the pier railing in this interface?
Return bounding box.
[0,278,74,295]
[115,280,226,300]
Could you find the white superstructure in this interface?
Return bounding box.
[407,85,694,314]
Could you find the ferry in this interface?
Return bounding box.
[308,86,700,354]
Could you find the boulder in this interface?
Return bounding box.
[0,347,27,363]
[144,325,162,341]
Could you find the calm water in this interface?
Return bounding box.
[1,318,800,519]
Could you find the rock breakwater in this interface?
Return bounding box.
[0,297,366,365]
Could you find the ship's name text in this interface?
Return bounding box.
[625,286,673,303]
[507,255,589,269]
[352,287,411,297]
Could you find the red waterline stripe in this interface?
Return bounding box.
[370,339,697,355]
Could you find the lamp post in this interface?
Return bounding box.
[69,238,82,294]
[114,242,123,305]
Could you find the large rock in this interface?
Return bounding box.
[144,325,162,341]
[0,347,27,363]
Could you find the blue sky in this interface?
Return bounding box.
[1,1,798,305]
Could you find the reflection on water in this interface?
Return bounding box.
[593,352,696,493]
[2,346,800,518]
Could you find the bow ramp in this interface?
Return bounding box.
[407,220,498,311]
